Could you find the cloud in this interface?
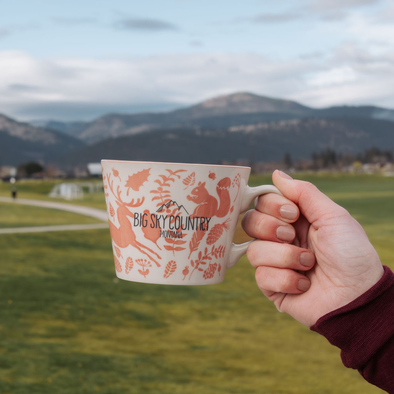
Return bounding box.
[0,28,10,39]
[308,0,381,11]
[0,47,394,121]
[52,17,96,26]
[8,83,41,92]
[190,40,203,47]
[249,12,302,23]
[305,0,383,20]
[115,18,178,32]
[241,0,383,24]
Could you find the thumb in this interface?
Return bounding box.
[272,170,346,225]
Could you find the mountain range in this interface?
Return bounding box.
[0,114,84,167]
[1,92,394,168]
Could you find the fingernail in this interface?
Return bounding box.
[297,278,311,292]
[278,170,293,180]
[279,205,298,220]
[299,252,314,267]
[276,226,295,242]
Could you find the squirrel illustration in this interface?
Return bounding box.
[187,177,231,218]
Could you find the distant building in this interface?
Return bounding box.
[0,166,17,180]
[49,183,84,200]
[87,163,102,177]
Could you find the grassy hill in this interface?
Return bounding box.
[0,174,390,393]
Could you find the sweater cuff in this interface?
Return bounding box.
[310,265,394,369]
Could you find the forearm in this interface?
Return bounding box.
[311,266,394,393]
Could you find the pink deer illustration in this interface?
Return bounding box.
[106,174,161,267]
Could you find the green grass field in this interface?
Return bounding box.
[0,174,392,393]
[0,202,102,228]
[0,180,106,209]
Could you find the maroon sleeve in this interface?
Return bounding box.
[311,266,394,393]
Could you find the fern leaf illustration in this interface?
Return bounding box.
[183,172,196,189]
[163,260,177,279]
[125,257,134,274]
[188,229,206,258]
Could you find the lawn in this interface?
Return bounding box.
[0,180,106,210]
[0,174,392,393]
[0,202,102,228]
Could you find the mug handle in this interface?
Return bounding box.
[227,185,282,268]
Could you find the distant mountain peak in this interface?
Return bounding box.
[199,92,263,108]
[181,92,311,119]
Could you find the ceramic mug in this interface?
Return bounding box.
[101,160,280,285]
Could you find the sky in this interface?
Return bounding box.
[1,0,394,121]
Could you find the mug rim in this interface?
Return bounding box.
[101,159,251,170]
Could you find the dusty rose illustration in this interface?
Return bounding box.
[218,264,222,276]
[141,209,161,249]
[206,218,231,245]
[106,173,161,267]
[187,177,231,218]
[114,256,122,272]
[109,203,115,218]
[188,229,206,259]
[163,260,177,279]
[189,245,226,280]
[208,171,216,180]
[112,167,121,182]
[125,168,151,194]
[203,263,218,279]
[136,259,152,278]
[232,173,241,202]
[187,177,231,258]
[150,169,186,209]
[182,266,189,280]
[114,246,122,258]
[164,230,187,255]
[151,169,188,256]
[125,257,134,274]
[183,172,195,190]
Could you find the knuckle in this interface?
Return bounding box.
[246,243,258,262]
[255,267,266,287]
[280,244,294,264]
[278,271,293,291]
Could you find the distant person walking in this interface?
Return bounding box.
[11,187,17,201]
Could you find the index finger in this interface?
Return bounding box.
[255,192,300,224]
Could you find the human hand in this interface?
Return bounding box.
[242,170,384,327]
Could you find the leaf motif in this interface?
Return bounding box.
[109,203,115,217]
[166,169,187,178]
[114,256,122,272]
[183,172,196,189]
[191,260,195,267]
[160,175,175,183]
[174,247,186,252]
[125,168,151,191]
[172,240,187,245]
[125,257,134,274]
[163,260,177,279]
[164,245,175,251]
[114,246,122,258]
[188,229,206,259]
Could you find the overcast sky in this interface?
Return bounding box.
[1,0,394,121]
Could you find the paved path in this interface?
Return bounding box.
[0,197,109,234]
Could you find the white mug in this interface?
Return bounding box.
[101,160,280,285]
